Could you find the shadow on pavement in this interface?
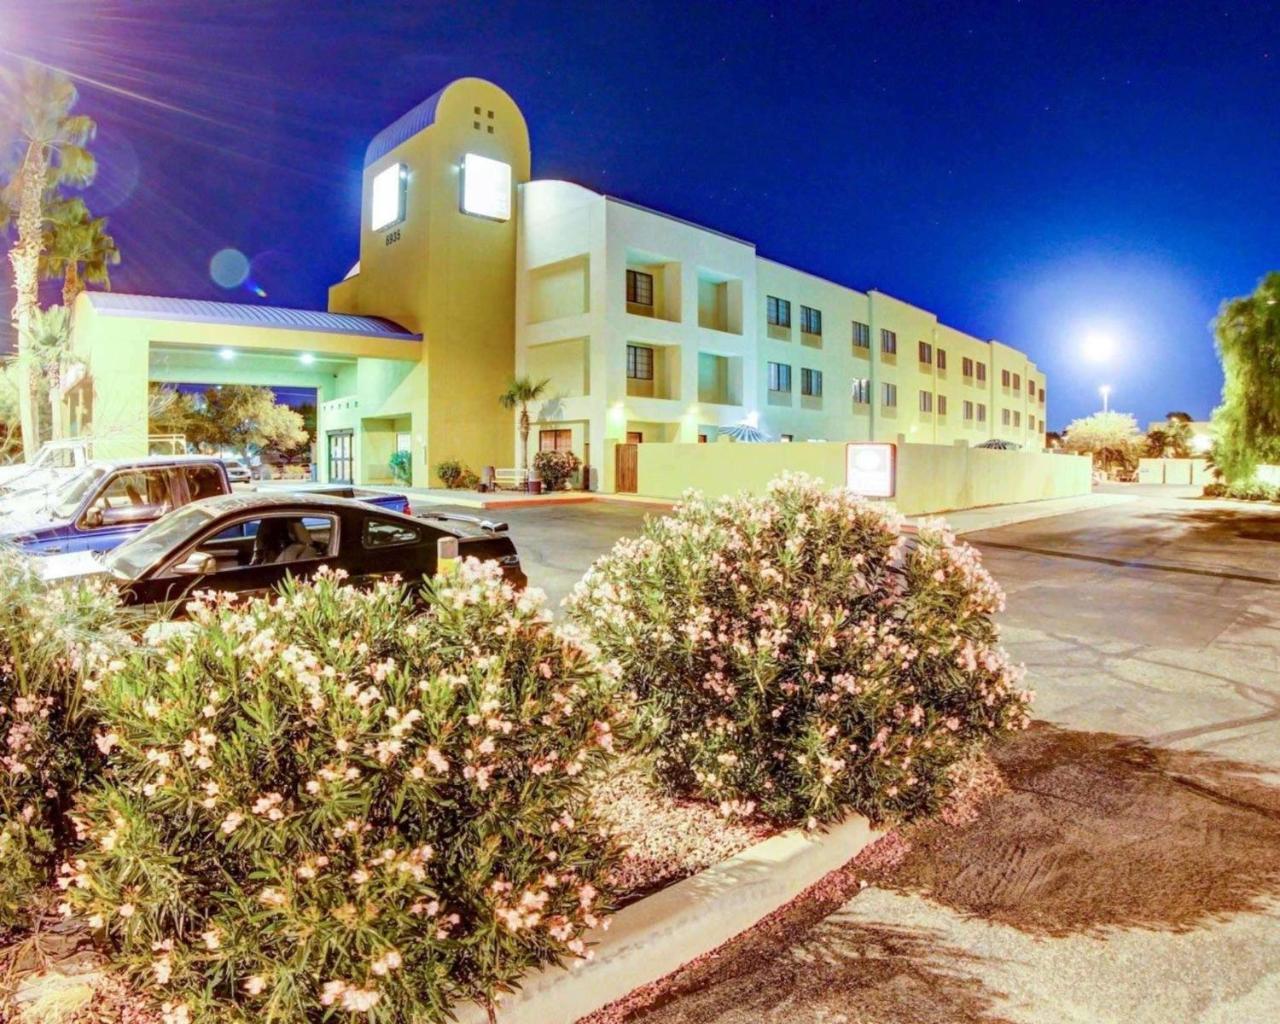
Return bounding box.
[883,723,1280,937]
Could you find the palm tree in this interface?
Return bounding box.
[42,195,119,310]
[0,61,96,458]
[25,304,72,440]
[498,375,550,472]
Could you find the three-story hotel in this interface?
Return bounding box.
[68,78,1047,491]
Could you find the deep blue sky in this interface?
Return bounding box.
[5,0,1278,429]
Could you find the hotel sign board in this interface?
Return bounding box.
[845,442,895,498]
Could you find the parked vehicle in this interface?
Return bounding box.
[0,455,410,556]
[35,492,525,610]
[0,435,187,493]
[223,459,253,485]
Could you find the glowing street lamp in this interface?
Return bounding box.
[1099,384,1112,413]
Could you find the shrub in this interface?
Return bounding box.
[0,550,128,931]
[532,450,581,491]
[1202,482,1227,498]
[435,459,480,490]
[567,474,1033,828]
[435,458,464,488]
[1224,481,1277,501]
[389,449,412,485]
[64,562,627,1023]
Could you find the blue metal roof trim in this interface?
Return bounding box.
[86,293,421,341]
[364,86,448,168]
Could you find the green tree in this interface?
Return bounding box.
[185,384,308,460]
[42,194,119,310]
[498,375,549,472]
[1144,415,1192,458]
[25,303,74,440]
[1063,410,1143,477]
[147,382,197,441]
[0,61,96,458]
[1210,272,1280,483]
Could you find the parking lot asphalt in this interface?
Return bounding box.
[558,489,1280,1024]
[420,501,656,609]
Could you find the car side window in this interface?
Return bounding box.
[82,468,174,525]
[167,514,337,576]
[363,517,421,549]
[184,464,224,502]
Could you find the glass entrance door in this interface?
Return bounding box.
[327,431,353,484]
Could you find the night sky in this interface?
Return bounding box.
[4,0,1278,430]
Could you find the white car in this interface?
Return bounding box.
[223,459,253,485]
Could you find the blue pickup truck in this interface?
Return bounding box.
[0,455,411,556]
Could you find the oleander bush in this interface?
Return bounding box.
[532,449,581,492]
[0,549,128,930]
[63,562,628,1023]
[567,473,1033,828]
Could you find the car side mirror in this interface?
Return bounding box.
[171,552,215,576]
[100,505,161,528]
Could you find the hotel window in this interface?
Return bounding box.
[1001,369,1011,388]
[977,403,987,422]
[975,362,987,382]
[767,295,791,328]
[918,341,933,364]
[1002,408,1011,426]
[963,400,974,420]
[800,305,822,335]
[851,377,871,404]
[962,356,974,378]
[919,390,933,413]
[801,368,823,397]
[1040,389,1046,404]
[1014,411,1022,427]
[1013,373,1021,392]
[883,382,898,407]
[626,344,654,380]
[852,320,870,349]
[626,269,653,307]
[881,329,897,354]
[936,348,947,370]
[768,361,792,393]
[539,429,573,452]
[1027,381,1035,399]
[938,395,948,415]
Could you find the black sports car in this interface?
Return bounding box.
[36,492,525,611]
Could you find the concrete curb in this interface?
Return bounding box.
[456,814,883,1024]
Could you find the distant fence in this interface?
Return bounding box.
[631,440,1091,515]
[1137,458,1215,486]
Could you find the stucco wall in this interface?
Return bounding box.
[634,441,1090,515]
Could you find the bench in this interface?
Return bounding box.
[493,467,529,491]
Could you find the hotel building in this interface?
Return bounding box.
[68,77,1046,492]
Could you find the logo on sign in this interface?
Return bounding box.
[846,443,895,498]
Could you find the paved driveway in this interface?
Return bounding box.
[595,490,1280,1024]
[424,501,656,609]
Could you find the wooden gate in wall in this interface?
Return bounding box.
[615,443,638,493]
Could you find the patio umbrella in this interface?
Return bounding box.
[718,422,773,443]
[975,439,1022,450]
